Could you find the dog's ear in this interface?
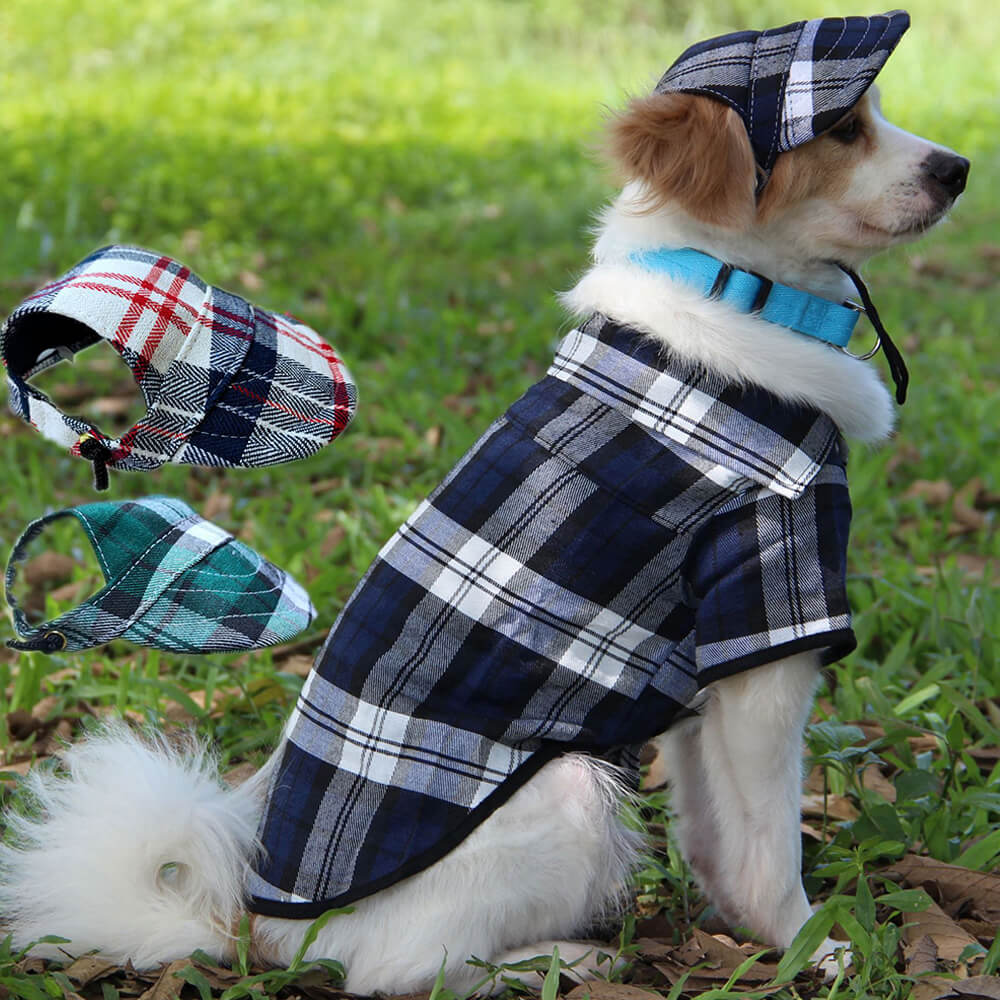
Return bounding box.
[607,91,757,228]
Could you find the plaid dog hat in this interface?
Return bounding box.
[5,496,316,654]
[655,11,910,176]
[1,246,357,488]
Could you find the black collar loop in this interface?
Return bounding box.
[77,433,112,491]
[835,264,909,404]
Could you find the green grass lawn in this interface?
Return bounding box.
[1,1,998,997]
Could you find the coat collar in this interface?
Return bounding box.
[560,259,895,444]
[548,315,843,500]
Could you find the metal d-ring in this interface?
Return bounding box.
[43,630,68,652]
[837,300,882,360]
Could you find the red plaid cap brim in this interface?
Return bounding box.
[1,245,357,473]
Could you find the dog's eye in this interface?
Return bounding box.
[830,114,861,143]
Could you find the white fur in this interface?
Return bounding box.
[0,731,641,994]
[561,256,895,443]
[0,723,263,967]
[0,78,965,993]
[657,653,842,965]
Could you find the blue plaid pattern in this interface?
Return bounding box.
[655,11,910,172]
[247,316,856,917]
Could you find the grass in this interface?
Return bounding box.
[0,0,998,997]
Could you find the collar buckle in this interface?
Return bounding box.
[708,262,735,299]
[748,271,775,313]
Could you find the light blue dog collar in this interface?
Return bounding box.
[630,247,861,349]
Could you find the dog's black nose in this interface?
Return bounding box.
[924,150,970,198]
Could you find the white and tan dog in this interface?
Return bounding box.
[0,28,968,998]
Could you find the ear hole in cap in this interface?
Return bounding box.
[3,313,100,379]
[6,311,148,437]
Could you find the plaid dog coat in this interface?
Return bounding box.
[655,10,909,174]
[247,315,856,916]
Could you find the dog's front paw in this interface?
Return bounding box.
[811,937,852,980]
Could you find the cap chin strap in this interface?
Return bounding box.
[835,263,909,404]
[77,433,113,491]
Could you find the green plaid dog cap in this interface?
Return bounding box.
[5,496,316,654]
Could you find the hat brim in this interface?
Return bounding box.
[779,11,911,157]
[654,11,911,173]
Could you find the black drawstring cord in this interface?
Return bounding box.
[7,631,67,653]
[837,264,909,405]
[78,434,112,491]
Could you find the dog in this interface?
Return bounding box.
[0,15,968,995]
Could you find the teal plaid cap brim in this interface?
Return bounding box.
[5,496,316,654]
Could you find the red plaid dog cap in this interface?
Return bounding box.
[1,246,357,486]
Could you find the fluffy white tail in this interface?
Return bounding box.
[0,722,262,968]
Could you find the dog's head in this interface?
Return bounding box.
[607,86,968,269]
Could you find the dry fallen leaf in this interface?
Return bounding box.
[47,579,92,604]
[185,963,245,990]
[911,974,965,1000]
[654,928,779,987]
[947,977,1000,999]
[901,903,980,1000]
[201,490,232,522]
[24,551,77,587]
[92,396,137,417]
[6,709,45,740]
[905,480,954,506]
[222,762,258,787]
[887,855,1000,924]
[30,695,61,721]
[861,761,897,802]
[916,555,998,581]
[907,934,939,976]
[281,654,316,678]
[137,959,190,1000]
[959,919,1000,943]
[640,734,670,789]
[38,719,73,757]
[565,984,663,1000]
[239,270,263,292]
[801,820,836,842]
[0,759,34,775]
[321,525,347,558]
[847,721,939,754]
[309,477,344,496]
[801,791,860,821]
[901,901,978,963]
[14,957,48,975]
[62,954,121,987]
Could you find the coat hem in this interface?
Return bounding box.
[246,743,563,919]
